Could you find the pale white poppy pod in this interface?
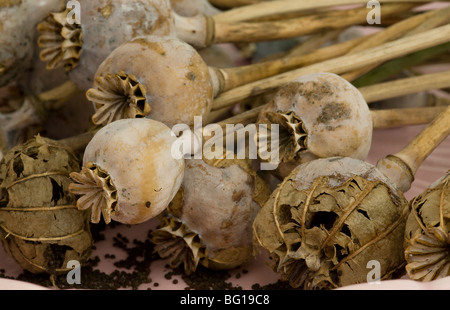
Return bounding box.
[69,118,184,225]
[86,36,214,128]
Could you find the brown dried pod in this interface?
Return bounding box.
[0,0,65,87]
[253,157,408,289]
[255,72,372,168]
[69,118,185,225]
[0,135,93,274]
[37,0,175,92]
[404,171,450,281]
[152,157,270,274]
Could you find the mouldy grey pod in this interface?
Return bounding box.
[152,157,270,274]
[256,72,373,177]
[37,0,176,92]
[0,0,64,87]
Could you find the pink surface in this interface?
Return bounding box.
[0,124,449,290]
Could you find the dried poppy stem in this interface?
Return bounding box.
[212,0,439,23]
[279,30,344,58]
[370,106,448,129]
[194,3,415,47]
[58,130,98,153]
[211,23,450,111]
[0,80,79,133]
[36,80,79,110]
[376,105,450,192]
[341,4,450,81]
[0,81,77,129]
[216,33,369,92]
[353,42,450,88]
[216,6,444,92]
[359,69,450,103]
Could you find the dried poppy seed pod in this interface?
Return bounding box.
[0,0,64,87]
[0,136,93,274]
[86,35,214,128]
[37,0,175,92]
[256,72,373,167]
[404,171,450,281]
[69,118,184,225]
[152,157,270,274]
[253,157,408,289]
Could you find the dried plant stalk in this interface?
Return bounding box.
[212,23,450,111]
[212,3,415,45]
[213,0,439,23]
[404,171,450,281]
[0,136,92,274]
[341,5,450,81]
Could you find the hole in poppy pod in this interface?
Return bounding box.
[341,224,352,238]
[135,100,147,115]
[12,156,24,178]
[308,211,338,231]
[50,177,64,205]
[357,209,370,220]
[334,244,348,262]
[0,188,8,207]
